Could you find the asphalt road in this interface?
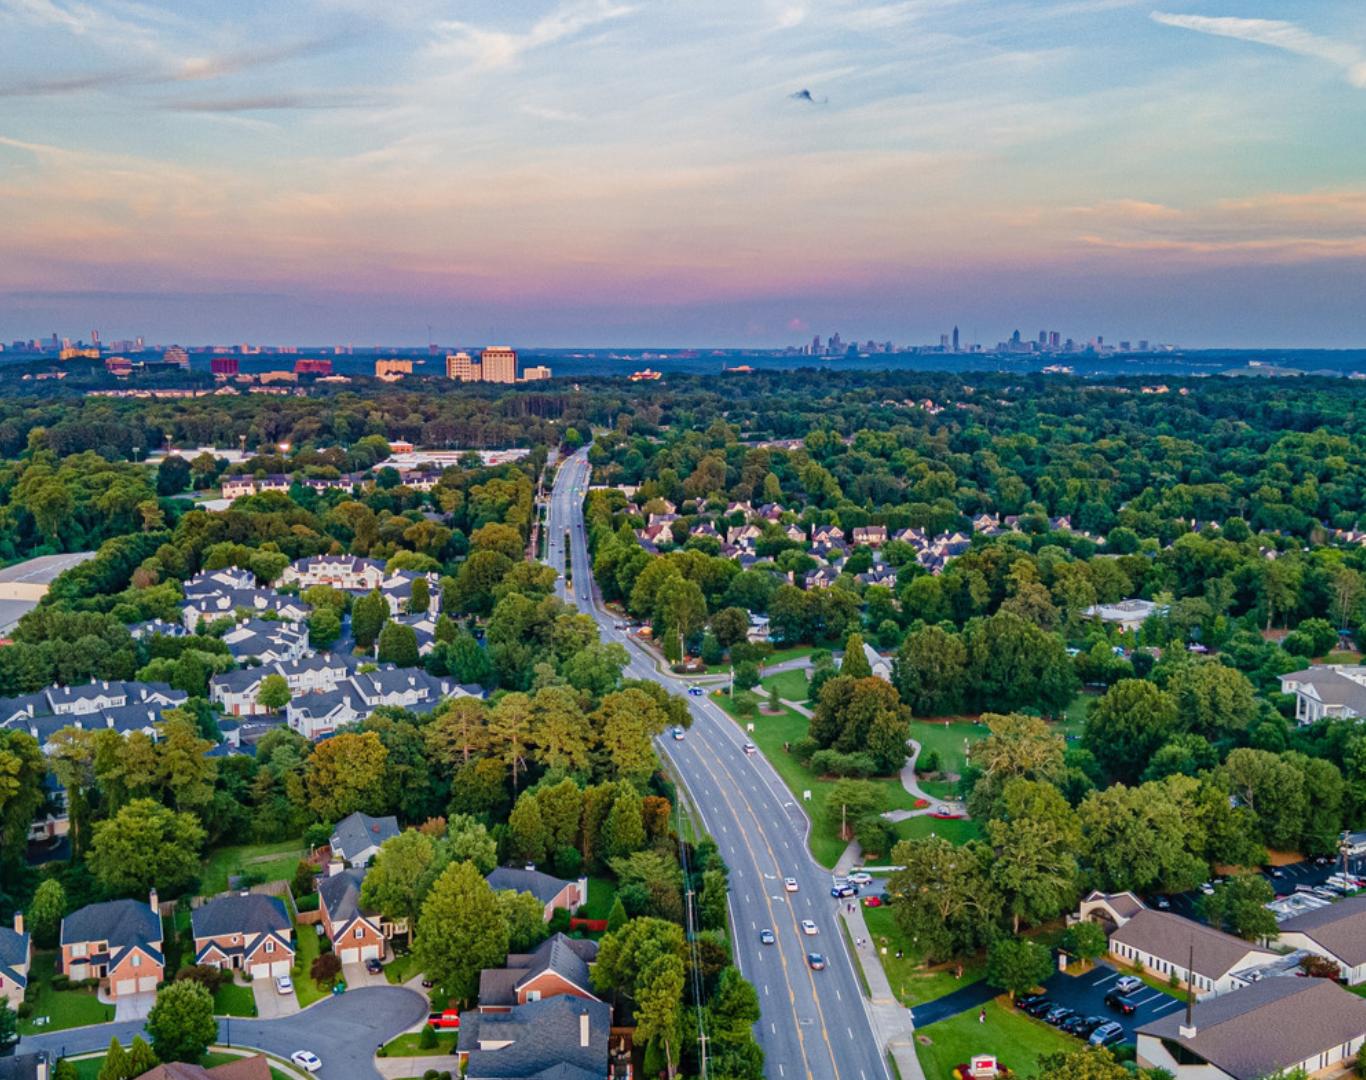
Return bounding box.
[18,986,429,1080]
[547,448,888,1080]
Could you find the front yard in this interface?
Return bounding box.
[862,906,986,1008]
[913,999,1075,1079]
[759,668,812,704]
[381,1030,458,1057]
[291,920,331,1008]
[200,837,308,894]
[19,952,113,1035]
[213,979,257,1017]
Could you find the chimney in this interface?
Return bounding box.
[149,888,158,913]
[579,1010,590,1048]
[14,912,23,935]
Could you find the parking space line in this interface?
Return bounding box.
[1133,992,1164,1007]
[1091,972,1119,986]
[1149,998,1183,1015]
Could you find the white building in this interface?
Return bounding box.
[1279,665,1366,725]
[1083,598,1164,632]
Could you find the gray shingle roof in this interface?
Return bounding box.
[1109,908,1275,982]
[1138,975,1366,1080]
[191,894,290,939]
[459,995,609,1079]
[479,933,597,1006]
[60,898,162,964]
[330,812,399,861]
[0,1053,51,1080]
[318,867,369,924]
[1277,893,1366,966]
[487,867,573,907]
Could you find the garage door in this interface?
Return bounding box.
[138,976,158,992]
[339,948,359,964]
[115,979,136,996]
[360,945,380,961]
[250,963,269,980]
[271,960,291,977]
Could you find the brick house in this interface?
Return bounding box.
[318,867,392,964]
[60,893,163,998]
[478,934,599,1012]
[190,894,293,980]
[0,913,31,1010]
[486,867,586,922]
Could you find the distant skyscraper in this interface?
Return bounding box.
[1049,331,1061,348]
[1139,340,1149,351]
[446,351,481,381]
[480,346,518,383]
[952,326,959,352]
[521,365,552,381]
[91,329,100,345]
[939,334,950,350]
[1038,330,1047,345]
[1011,329,1021,344]
[812,335,822,354]
[829,332,842,354]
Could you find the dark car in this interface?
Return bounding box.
[365,957,383,975]
[1022,998,1054,1017]
[1015,994,1047,1011]
[1104,991,1141,1015]
[1059,1014,1091,1035]
[807,952,826,970]
[1044,1005,1074,1026]
[831,884,859,898]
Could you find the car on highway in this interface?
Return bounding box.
[800,919,818,935]
[1104,991,1141,1015]
[672,727,685,740]
[784,877,799,892]
[1113,975,1144,995]
[807,952,826,970]
[847,872,873,886]
[1089,1021,1125,1047]
[830,883,858,898]
[759,928,775,945]
[688,686,704,696]
[291,1051,322,1074]
[863,895,883,908]
[743,742,757,755]
[275,975,293,995]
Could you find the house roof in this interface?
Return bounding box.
[61,898,162,953]
[0,923,30,990]
[0,1054,50,1080]
[191,894,291,940]
[134,1054,271,1080]
[487,867,573,907]
[459,995,609,1080]
[318,867,371,924]
[1137,976,1366,1080]
[331,812,399,860]
[479,934,597,1006]
[1110,909,1275,982]
[1277,893,1366,966]
[1083,889,1145,920]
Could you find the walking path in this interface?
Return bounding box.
[838,889,927,1080]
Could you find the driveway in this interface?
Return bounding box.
[20,985,428,1080]
[253,977,300,1020]
[343,962,387,989]
[113,992,155,1023]
[909,977,999,1027]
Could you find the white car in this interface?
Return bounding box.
[848,872,872,887]
[784,877,799,892]
[275,974,293,995]
[800,919,818,936]
[672,727,685,741]
[743,742,757,755]
[291,1051,322,1073]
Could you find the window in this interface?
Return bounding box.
[72,943,88,959]
[132,955,141,968]
[526,990,541,1002]
[354,928,363,940]
[266,941,274,954]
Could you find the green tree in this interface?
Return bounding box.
[257,673,291,712]
[378,621,420,667]
[1201,873,1278,941]
[495,888,550,952]
[1218,748,1307,852]
[126,1036,158,1076]
[892,625,966,715]
[1031,1048,1131,1080]
[146,980,217,1063]
[601,784,647,859]
[361,830,443,939]
[408,576,430,615]
[709,607,751,649]
[986,937,1053,1000]
[1166,661,1256,739]
[593,917,687,1073]
[506,792,551,864]
[307,607,342,648]
[29,878,66,949]
[987,813,1079,933]
[414,861,510,1003]
[98,1036,129,1080]
[446,814,498,873]
[1084,679,1179,784]
[351,588,389,652]
[1062,921,1108,966]
[305,731,389,821]
[156,456,191,497]
[888,837,1000,962]
[699,868,729,931]
[707,966,761,1039]
[88,798,206,897]
[606,895,629,933]
[840,633,872,678]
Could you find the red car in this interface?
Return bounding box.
[863,895,882,908]
[427,1011,461,1030]
[929,810,965,820]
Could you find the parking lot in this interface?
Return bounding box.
[1164,856,1354,923]
[1034,961,1185,1045]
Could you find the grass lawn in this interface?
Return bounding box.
[381,1030,458,1057]
[19,952,113,1034]
[577,876,617,921]
[72,1052,291,1080]
[201,837,307,894]
[893,815,984,845]
[862,906,987,1008]
[914,999,1076,1079]
[384,949,423,986]
[715,692,920,868]
[292,921,330,1008]
[213,979,257,1017]
[910,718,989,801]
[706,643,820,674]
[1060,692,1097,736]
[760,668,811,704]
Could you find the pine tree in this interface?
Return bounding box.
[97,1037,129,1080]
[606,895,629,933]
[840,633,872,678]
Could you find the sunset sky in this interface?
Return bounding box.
[3,0,1366,346]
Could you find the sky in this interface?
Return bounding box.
[3,0,1366,348]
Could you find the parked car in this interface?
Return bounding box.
[784,877,799,892]
[1089,1021,1125,1047]
[1104,991,1141,1015]
[365,957,383,975]
[1114,975,1144,995]
[1022,998,1054,1018]
[1044,1005,1074,1026]
[831,883,858,898]
[1315,855,1335,866]
[291,1052,322,1074]
[1198,882,1215,895]
[847,872,873,886]
[1015,994,1047,1011]
[807,952,826,970]
[759,928,775,945]
[428,1011,461,1030]
[800,919,818,935]
[275,975,293,995]
[1266,866,1286,880]
[863,895,883,908]
[1154,895,1171,910]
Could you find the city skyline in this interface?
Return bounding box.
[3,1,1366,346]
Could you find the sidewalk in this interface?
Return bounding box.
[839,900,927,1080]
[375,1054,460,1078]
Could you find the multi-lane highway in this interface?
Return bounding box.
[546,448,889,1080]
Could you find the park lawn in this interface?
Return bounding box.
[914,999,1076,1079]
[201,837,307,894]
[577,876,617,921]
[862,906,987,1008]
[894,815,984,845]
[292,921,331,1008]
[715,693,919,868]
[19,951,113,1034]
[760,668,811,704]
[382,1031,459,1057]
[213,979,257,1017]
[706,643,820,674]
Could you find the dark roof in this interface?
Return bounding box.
[61,898,162,953]
[487,867,574,907]
[479,934,597,1006]
[0,1054,49,1080]
[318,867,369,924]
[0,923,29,990]
[1109,909,1274,982]
[459,995,609,1079]
[1278,893,1366,966]
[1137,976,1366,1080]
[330,812,399,861]
[191,894,290,940]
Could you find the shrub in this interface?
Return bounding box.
[809,749,878,778]
[420,1024,437,1050]
[176,964,229,994]
[50,975,70,991]
[16,1003,31,1019]
[311,953,342,988]
[917,748,941,774]
[854,815,896,859]
[296,893,319,913]
[790,736,820,764]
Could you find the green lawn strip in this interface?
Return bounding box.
[862,906,987,1008]
[384,949,423,986]
[714,693,918,868]
[577,876,617,920]
[201,837,307,894]
[913,999,1077,1079]
[909,718,990,784]
[291,921,330,1008]
[213,980,257,1017]
[381,1031,458,1057]
[71,1051,292,1080]
[893,815,984,845]
[706,644,819,674]
[19,951,113,1034]
[760,668,810,704]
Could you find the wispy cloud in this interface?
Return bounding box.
[162,92,377,114]
[1151,11,1366,88]
[429,0,635,71]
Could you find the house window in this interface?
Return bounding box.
[354,928,363,940]
[527,990,541,1001]
[266,941,274,954]
[132,955,141,968]
[72,943,88,959]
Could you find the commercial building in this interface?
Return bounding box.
[521,365,552,381]
[374,358,413,381]
[480,347,518,383]
[210,357,239,377]
[294,358,333,376]
[446,351,481,381]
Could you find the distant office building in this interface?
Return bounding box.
[58,346,100,360]
[952,326,959,352]
[1049,331,1061,348]
[259,370,297,384]
[105,356,133,377]
[939,334,950,350]
[375,358,413,381]
[480,347,517,384]
[812,335,821,354]
[163,346,190,369]
[1139,339,1150,351]
[446,352,481,381]
[1038,330,1047,345]
[294,358,333,376]
[522,365,552,381]
[211,357,239,377]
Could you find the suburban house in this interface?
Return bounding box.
[134,1055,271,1080]
[1136,977,1366,1079]
[182,568,258,598]
[280,555,386,593]
[486,867,587,921]
[1106,908,1278,999]
[378,570,441,616]
[219,620,309,664]
[0,680,186,723]
[0,913,30,1010]
[190,894,293,979]
[478,933,600,1011]
[181,590,311,632]
[330,812,399,867]
[1274,894,1366,983]
[458,995,620,1080]
[285,668,468,740]
[209,654,355,717]
[1279,665,1366,725]
[1082,598,1164,632]
[0,1053,52,1080]
[60,893,164,998]
[318,867,398,963]
[851,525,887,547]
[220,477,259,500]
[127,619,188,641]
[860,642,893,683]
